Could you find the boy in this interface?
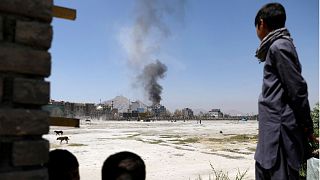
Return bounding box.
[47,149,80,180]
[254,3,316,180]
[102,151,146,180]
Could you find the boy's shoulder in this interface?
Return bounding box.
[269,37,295,53]
[267,37,299,67]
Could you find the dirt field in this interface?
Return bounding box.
[45,120,258,180]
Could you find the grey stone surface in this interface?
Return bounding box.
[16,20,53,49]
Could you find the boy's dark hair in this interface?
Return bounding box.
[255,3,286,30]
[47,149,79,180]
[102,151,146,180]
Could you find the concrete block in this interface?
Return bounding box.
[0,0,53,22]
[0,168,48,180]
[13,139,49,166]
[0,109,49,135]
[0,44,51,77]
[16,20,52,50]
[13,78,50,105]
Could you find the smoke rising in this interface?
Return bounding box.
[120,0,185,105]
[138,60,167,105]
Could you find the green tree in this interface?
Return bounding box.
[300,102,319,178]
[311,102,319,137]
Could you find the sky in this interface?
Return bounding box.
[50,0,319,114]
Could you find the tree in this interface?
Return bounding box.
[311,102,319,137]
[299,102,319,178]
[165,109,172,117]
[174,109,182,118]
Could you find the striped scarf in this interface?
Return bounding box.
[255,27,292,62]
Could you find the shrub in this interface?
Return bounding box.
[300,102,319,178]
[195,162,248,180]
[311,102,319,138]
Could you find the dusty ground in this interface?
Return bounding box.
[44,120,258,180]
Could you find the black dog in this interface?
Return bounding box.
[57,136,69,144]
[54,130,63,136]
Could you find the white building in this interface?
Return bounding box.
[208,109,223,118]
[130,101,140,111]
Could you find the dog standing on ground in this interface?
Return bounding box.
[57,136,69,144]
[54,130,63,136]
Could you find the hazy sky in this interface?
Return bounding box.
[50,0,319,114]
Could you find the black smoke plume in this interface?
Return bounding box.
[138,60,167,105]
[120,0,185,105]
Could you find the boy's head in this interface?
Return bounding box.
[47,149,80,180]
[102,151,146,180]
[255,3,286,40]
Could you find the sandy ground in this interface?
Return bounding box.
[44,120,259,180]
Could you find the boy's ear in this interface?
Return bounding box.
[258,19,264,29]
[259,19,270,31]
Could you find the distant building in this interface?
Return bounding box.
[158,106,166,117]
[137,107,145,113]
[130,101,140,111]
[112,108,119,118]
[46,100,111,119]
[85,103,95,117]
[42,101,64,117]
[129,101,147,113]
[150,104,166,117]
[73,103,86,117]
[208,109,223,118]
[182,108,194,118]
[96,103,113,119]
[64,102,75,118]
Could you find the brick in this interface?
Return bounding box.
[0,109,49,135]
[0,142,12,169]
[0,44,51,77]
[13,139,49,166]
[0,0,53,22]
[0,77,3,102]
[16,20,53,50]
[2,16,16,42]
[13,78,50,105]
[0,16,3,41]
[0,168,48,180]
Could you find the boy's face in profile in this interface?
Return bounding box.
[256,19,269,41]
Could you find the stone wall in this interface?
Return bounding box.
[0,0,53,179]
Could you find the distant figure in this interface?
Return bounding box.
[54,130,63,136]
[102,151,146,180]
[219,131,223,134]
[57,136,69,144]
[254,3,317,180]
[47,149,80,180]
